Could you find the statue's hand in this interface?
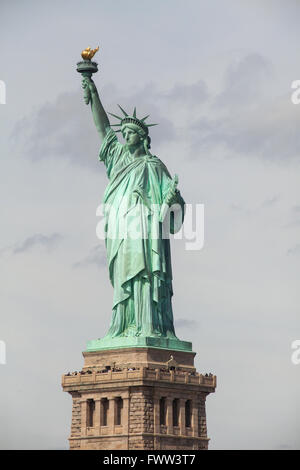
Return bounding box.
[165,188,180,207]
[82,77,97,105]
[164,175,180,207]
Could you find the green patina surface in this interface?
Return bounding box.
[86,336,192,352]
[78,58,191,352]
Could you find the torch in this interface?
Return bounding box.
[76,46,99,104]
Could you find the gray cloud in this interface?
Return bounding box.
[284,220,300,228]
[10,233,62,254]
[287,244,300,256]
[12,81,190,168]
[230,197,280,216]
[216,53,273,110]
[12,90,102,170]
[261,195,280,207]
[73,244,107,269]
[284,206,300,228]
[230,203,245,212]
[229,204,253,216]
[11,79,212,169]
[162,80,209,107]
[190,94,300,162]
[184,53,300,164]
[15,55,297,168]
[175,318,198,329]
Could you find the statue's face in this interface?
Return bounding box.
[122,126,143,149]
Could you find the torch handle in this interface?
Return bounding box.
[81,71,93,105]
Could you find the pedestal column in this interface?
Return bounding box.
[179,398,186,436]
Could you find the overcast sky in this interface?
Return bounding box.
[0,0,299,450]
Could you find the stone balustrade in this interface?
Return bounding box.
[62,367,216,389]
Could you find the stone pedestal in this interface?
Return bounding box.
[62,347,216,450]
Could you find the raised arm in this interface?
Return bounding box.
[82,77,111,141]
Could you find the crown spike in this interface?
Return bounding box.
[108,104,158,135]
[108,112,123,120]
[117,104,128,116]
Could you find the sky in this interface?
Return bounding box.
[0,0,300,450]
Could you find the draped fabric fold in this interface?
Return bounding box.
[98,129,185,339]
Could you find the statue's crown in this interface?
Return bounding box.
[108,105,157,135]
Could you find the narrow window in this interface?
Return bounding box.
[185,400,191,428]
[101,398,109,426]
[115,397,123,425]
[172,399,179,427]
[159,397,166,425]
[87,399,95,427]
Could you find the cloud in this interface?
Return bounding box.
[261,195,280,208]
[11,79,212,170]
[181,53,300,164]
[1,233,63,255]
[230,196,279,216]
[216,53,273,110]
[284,206,300,228]
[12,81,186,169]
[73,244,107,269]
[12,90,102,170]
[14,54,298,168]
[163,80,209,107]
[175,318,198,329]
[190,91,300,163]
[229,203,253,216]
[230,203,245,212]
[287,244,300,256]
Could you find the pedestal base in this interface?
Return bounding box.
[62,346,216,450]
[86,335,192,352]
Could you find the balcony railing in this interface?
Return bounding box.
[62,367,216,389]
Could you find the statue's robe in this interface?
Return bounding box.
[99,129,185,338]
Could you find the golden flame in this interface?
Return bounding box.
[81,46,99,60]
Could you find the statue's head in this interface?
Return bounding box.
[108,105,156,154]
[121,123,151,152]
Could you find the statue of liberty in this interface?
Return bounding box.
[80,55,190,351]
